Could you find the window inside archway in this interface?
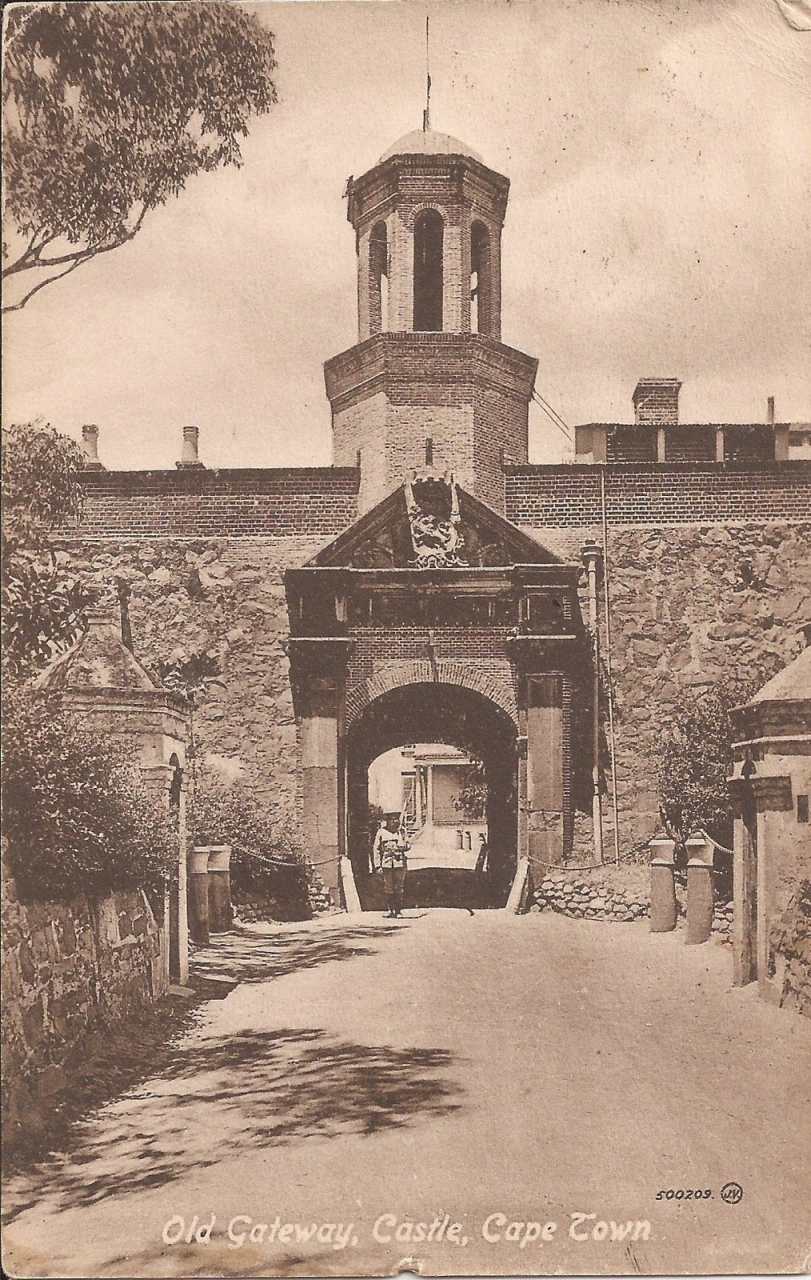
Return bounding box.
[346,683,518,911]
[413,209,444,331]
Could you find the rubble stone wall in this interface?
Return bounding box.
[59,485,811,867]
[2,871,164,1145]
[530,522,811,857]
[54,535,329,836]
[530,866,734,936]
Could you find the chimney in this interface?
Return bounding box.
[81,424,104,471]
[176,425,204,469]
[632,378,681,427]
[768,396,790,462]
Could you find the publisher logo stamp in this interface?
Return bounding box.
[720,1182,744,1205]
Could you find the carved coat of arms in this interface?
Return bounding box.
[404,475,467,568]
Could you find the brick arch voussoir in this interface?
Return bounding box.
[345,660,517,731]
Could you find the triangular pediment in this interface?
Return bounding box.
[310,479,559,569]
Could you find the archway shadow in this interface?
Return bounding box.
[3,922,408,1202]
[357,868,499,911]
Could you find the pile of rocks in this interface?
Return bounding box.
[711,900,733,937]
[531,875,649,922]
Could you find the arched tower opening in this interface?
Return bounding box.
[413,209,444,332]
[369,220,388,335]
[470,220,492,336]
[327,129,537,511]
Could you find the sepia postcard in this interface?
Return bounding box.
[1,0,810,1277]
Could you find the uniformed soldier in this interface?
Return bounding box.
[373,813,410,917]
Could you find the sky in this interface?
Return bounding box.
[3,0,810,469]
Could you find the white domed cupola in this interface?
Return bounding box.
[325,124,537,513]
[346,126,509,340]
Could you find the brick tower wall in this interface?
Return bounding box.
[326,333,535,511]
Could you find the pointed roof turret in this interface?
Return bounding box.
[36,606,160,693]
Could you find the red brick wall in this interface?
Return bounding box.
[326,333,535,511]
[74,468,358,538]
[331,394,389,514]
[506,462,811,528]
[665,426,716,463]
[474,381,529,510]
[606,428,657,464]
[387,388,475,493]
[347,628,518,725]
[633,381,680,425]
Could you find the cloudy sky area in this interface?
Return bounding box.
[4,0,810,468]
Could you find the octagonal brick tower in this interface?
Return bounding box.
[324,127,538,513]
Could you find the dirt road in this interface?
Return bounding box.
[3,909,810,1276]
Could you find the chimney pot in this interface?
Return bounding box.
[81,424,104,470]
[177,425,204,469]
[767,396,775,425]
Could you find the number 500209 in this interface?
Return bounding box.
[656,1189,712,1200]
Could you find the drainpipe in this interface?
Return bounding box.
[600,468,622,865]
[581,540,604,863]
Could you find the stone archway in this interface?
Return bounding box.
[346,660,518,730]
[284,477,586,908]
[346,681,518,908]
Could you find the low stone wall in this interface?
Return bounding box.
[530,865,733,934]
[771,884,811,1018]
[531,870,649,922]
[2,877,166,1147]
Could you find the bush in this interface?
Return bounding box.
[655,673,765,850]
[1,421,90,678]
[2,686,179,903]
[453,758,487,822]
[190,772,311,920]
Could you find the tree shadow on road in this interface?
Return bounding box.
[3,918,456,1229]
[191,921,401,985]
[3,1025,464,1223]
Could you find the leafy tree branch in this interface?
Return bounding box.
[1,420,90,677]
[2,2,278,312]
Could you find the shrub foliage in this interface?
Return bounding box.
[191,772,311,920]
[2,420,90,677]
[453,758,487,822]
[2,687,178,903]
[655,673,765,849]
